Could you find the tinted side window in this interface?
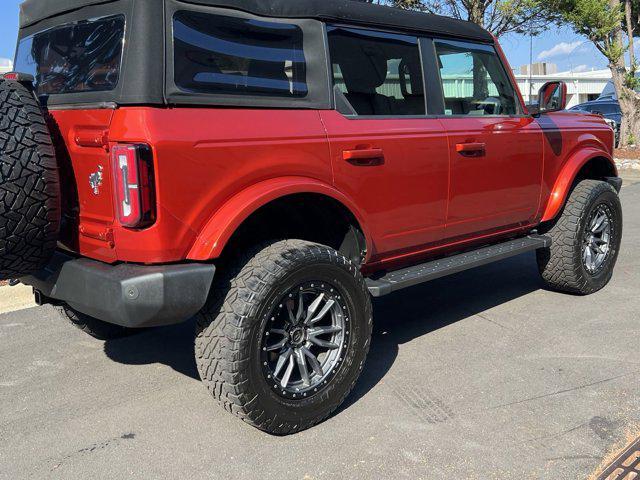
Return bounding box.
[434,39,519,116]
[15,16,124,95]
[327,27,425,116]
[173,11,307,97]
[592,103,620,114]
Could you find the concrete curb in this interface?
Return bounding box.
[616,159,640,171]
[0,284,36,315]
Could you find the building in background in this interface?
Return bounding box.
[520,62,557,76]
[430,66,611,110]
[345,58,612,111]
[516,68,612,108]
[0,60,13,75]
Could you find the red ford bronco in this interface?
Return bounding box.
[0,0,622,435]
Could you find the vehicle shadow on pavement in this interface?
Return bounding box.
[103,318,200,381]
[338,251,544,413]
[100,252,544,400]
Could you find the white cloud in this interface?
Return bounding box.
[537,41,583,61]
[572,64,589,73]
[0,58,13,69]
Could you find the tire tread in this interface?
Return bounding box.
[537,179,621,295]
[195,240,372,435]
[57,305,133,340]
[0,79,60,279]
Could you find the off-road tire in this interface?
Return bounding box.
[58,304,134,340]
[537,179,622,295]
[196,240,372,435]
[0,79,60,280]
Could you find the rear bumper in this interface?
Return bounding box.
[20,252,215,328]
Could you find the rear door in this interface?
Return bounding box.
[320,26,450,259]
[431,39,543,240]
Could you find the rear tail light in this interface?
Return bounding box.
[111,144,156,228]
[2,72,35,83]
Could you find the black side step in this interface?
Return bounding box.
[366,235,551,297]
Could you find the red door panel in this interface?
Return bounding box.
[442,116,543,239]
[320,111,449,260]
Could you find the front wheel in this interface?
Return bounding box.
[537,179,623,295]
[195,240,372,435]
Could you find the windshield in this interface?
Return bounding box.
[14,15,125,96]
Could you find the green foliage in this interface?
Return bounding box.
[628,133,637,145]
[626,65,640,90]
[549,0,625,62]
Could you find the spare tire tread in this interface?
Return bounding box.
[0,80,60,280]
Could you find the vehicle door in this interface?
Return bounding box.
[320,26,450,259]
[431,39,544,240]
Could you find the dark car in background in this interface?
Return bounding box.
[570,99,621,146]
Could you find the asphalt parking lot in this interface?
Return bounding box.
[1,183,639,480]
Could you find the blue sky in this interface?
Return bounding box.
[0,1,20,67]
[0,0,610,73]
[500,28,610,73]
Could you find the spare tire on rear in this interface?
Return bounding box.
[0,79,60,280]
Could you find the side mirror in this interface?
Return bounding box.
[536,81,567,115]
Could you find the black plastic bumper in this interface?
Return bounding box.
[20,252,216,328]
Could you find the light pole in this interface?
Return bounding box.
[529,33,534,104]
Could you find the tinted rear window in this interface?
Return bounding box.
[173,11,307,98]
[589,103,620,114]
[14,16,125,96]
[328,27,425,116]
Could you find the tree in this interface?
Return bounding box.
[549,0,640,146]
[360,0,552,37]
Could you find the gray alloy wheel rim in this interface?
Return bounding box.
[261,282,348,398]
[582,204,613,275]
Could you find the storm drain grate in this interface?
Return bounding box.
[598,438,640,480]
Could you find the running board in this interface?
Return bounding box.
[366,235,551,297]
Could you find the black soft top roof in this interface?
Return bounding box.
[20,0,493,43]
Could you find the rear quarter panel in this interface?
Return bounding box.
[107,108,333,263]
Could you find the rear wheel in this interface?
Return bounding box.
[57,305,134,340]
[196,240,372,435]
[0,79,60,280]
[537,179,622,295]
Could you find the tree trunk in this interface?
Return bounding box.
[467,1,489,99]
[473,58,490,100]
[467,1,485,25]
[625,0,635,68]
[607,0,640,146]
[610,62,640,146]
